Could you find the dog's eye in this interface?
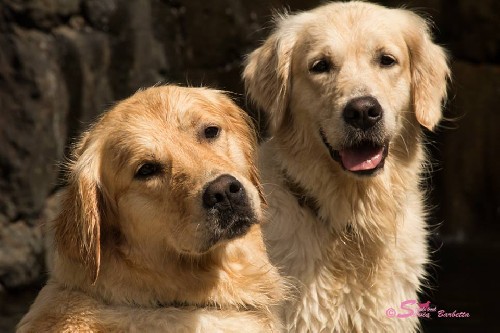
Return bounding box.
[135,163,162,179]
[310,59,331,73]
[204,125,220,139]
[380,54,397,67]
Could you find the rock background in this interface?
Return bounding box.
[0,0,498,331]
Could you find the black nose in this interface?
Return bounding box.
[203,175,245,210]
[343,96,383,130]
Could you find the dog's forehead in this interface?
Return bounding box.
[161,89,229,126]
[100,86,239,155]
[109,86,230,130]
[302,4,406,51]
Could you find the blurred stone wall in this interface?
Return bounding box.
[0,0,499,331]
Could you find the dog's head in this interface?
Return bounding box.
[54,85,263,282]
[244,2,450,176]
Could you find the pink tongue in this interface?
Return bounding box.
[339,146,384,171]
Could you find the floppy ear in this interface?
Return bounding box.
[243,15,299,134]
[403,12,451,131]
[54,134,102,283]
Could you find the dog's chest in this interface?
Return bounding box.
[269,218,420,332]
[263,186,423,332]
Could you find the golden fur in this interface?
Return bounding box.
[243,2,450,332]
[18,85,286,332]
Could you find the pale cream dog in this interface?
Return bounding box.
[244,1,450,332]
[17,85,286,332]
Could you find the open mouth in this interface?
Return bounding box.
[320,129,388,175]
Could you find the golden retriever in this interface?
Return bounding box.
[17,85,286,332]
[243,2,450,332]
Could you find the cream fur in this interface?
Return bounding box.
[17,86,286,333]
[244,2,450,332]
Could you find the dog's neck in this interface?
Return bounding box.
[53,224,285,311]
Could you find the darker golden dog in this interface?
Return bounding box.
[18,85,286,332]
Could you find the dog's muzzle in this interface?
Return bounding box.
[203,174,255,240]
[320,96,389,176]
